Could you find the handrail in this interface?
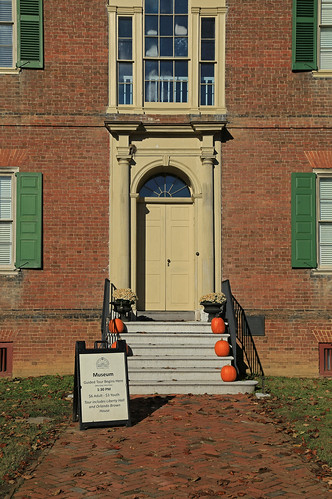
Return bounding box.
[101,278,110,342]
[222,279,265,390]
[101,279,118,342]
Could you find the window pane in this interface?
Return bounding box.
[175,0,187,14]
[118,63,133,104]
[160,60,172,76]
[145,15,158,35]
[201,18,215,38]
[320,177,332,219]
[175,16,187,35]
[119,17,132,37]
[0,176,11,219]
[174,37,187,56]
[145,59,158,78]
[175,60,187,77]
[320,224,332,266]
[118,40,132,60]
[0,24,12,67]
[0,223,12,265]
[160,37,173,56]
[200,63,215,105]
[160,15,173,36]
[160,0,172,14]
[0,0,11,21]
[201,40,215,60]
[145,37,158,57]
[145,0,158,14]
[322,1,332,24]
[139,174,190,197]
[320,28,332,69]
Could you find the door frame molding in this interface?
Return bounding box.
[106,120,224,316]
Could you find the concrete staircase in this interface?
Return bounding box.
[120,321,258,395]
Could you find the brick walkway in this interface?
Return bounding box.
[13,394,330,498]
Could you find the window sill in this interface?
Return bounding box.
[312,70,332,78]
[0,67,20,75]
[311,268,332,275]
[107,105,227,115]
[0,269,20,275]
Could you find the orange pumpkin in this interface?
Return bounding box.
[109,318,125,334]
[221,365,237,382]
[214,340,230,357]
[111,341,129,354]
[211,317,226,334]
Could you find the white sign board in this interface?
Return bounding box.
[78,351,130,426]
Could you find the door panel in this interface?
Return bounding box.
[137,202,194,311]
[166,204,194,310]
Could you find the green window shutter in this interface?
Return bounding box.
[16,172,42,269]
[17,0,44,69]
[291,172,317,268]
[292,0,318,70]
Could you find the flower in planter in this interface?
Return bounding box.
[199,292,226,305]
[113,288,138,304]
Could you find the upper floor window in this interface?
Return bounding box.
[291,171,332,270]
[200,17,215,106]
[118,17,133,104]
[0,0,14,67]
[0,0,43,73]
[292,0,332,72]
[144,0,188,103]
[108,0,226,113]
[320,0,332,69]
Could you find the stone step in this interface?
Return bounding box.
[128,367,225,382]
[124,321,218,334]
[121,332,229,346]
[128,379,258,395]
[127,355,232,368]
[127,345,231,358]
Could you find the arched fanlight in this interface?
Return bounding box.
[139,173,191,198]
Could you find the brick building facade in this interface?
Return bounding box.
[0,0,331,377]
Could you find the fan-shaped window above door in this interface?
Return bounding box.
[139,173,191,198]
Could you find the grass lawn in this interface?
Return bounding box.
[0,374,331,496]
[259,376,332,468]
[0,375,73,496]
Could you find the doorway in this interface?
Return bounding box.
[136,173,195,311]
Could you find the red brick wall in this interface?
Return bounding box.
[0,0,110,376]
[223,0,332,376]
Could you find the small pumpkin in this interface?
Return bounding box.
[214,340,230,357]
[109,318,125,334]
[211,317,226,334]
[221,365,237,382]
[111,341,129,354]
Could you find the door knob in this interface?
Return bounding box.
[167,259,171,266]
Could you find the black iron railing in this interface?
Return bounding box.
[222,279,265,389]
[101,279,118,342]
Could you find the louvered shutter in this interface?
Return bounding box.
[17,0,43,69]
[16,172,42,269]
[291,172,317,268]
[292,0,318,70]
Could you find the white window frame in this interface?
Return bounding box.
[0,167,18,273]
[316,170,332,271]
[0,0,19,74]
[107,0,226,114]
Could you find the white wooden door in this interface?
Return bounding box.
[137,202,194,311]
